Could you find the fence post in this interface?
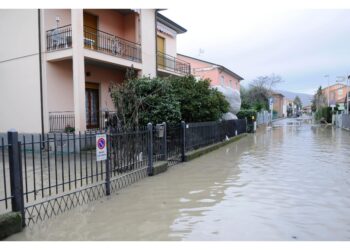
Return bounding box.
[147,123,153,176]
[181,121,186,162]
[8,130,25,227]
[162,122,167,161]
[105,134,111,196]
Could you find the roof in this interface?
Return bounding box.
[156,12,187,34]
[271,91,285,97]
[178,53,244,81]
[322,83,347,90]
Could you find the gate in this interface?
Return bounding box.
[166,123,184,166]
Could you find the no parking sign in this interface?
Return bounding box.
[96,134,107,161]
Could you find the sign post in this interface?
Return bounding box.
[96,134,107,162]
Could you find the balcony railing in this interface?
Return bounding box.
[46,25,72,51]
[46,25,142,63]
[84,26,142,63]
[49,111,75,133]
[49,111,118,132]
[157,51,191,75]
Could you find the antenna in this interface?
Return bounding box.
[198,48,204,57]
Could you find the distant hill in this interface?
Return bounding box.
[274,90,313,106]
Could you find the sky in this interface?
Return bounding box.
[161,8,350,95]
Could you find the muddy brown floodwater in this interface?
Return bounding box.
[6,118,350,240]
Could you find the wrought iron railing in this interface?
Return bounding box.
[46,25,72,51]
[157,51,191,75]
[185,119,247,151]
[46,25,142,63]
[84,25,142,63]
[49,111,119,132]
[0,119,247,226]
[49,112,75,133]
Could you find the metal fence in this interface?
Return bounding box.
[49,111,118,133]
[0,119,246,226]
[257,110,271,126]
[185,119,246,151]
[342,114,350,130]
[84,26,142,63]
[157,51,191,75]
[46,25,72,51]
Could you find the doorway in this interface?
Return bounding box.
[85,83,100,129]
[83,12,98,50]
[157,35,165,69]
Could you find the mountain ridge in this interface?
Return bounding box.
[274,89,313,106]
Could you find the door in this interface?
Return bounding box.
[157,36,165,69]
[85,83,100,129]
[83,12,98,50]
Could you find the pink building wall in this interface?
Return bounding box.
[46,60,74,112]
[44,9,71,30]
[84,9,137,43]
[46,59,126,113]
[177,55,241,91]
[43,9,138,43]
[85,63,126,111]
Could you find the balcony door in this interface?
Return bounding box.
[85,83,100,129]
[157,36,165,69]
[83,12,98,50]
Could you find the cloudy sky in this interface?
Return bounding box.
[162,7,350,94]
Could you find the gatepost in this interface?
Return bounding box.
[8,130,25,227]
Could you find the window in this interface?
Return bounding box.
[229,80,232,87]
[338,88,343,96]
[220,75,224,86]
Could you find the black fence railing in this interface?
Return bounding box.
[46,25,72,51]
[0,119,246,226]
[157,51,191,75]
[342,114,350,130]
[0,138,11,213]
[49,112,75,133]
[49,111,119,133]
[84,25,142,63]
[185,119,246,151]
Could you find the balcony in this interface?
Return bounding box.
[46,25,142,63]
[157,51,191,76]
[46,25,72,51]
[83,26,141,63]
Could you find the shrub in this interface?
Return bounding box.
[169,75,229,123]
[109,74,230,127]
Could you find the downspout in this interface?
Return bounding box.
[155,9,159,77]
[38,9,45,138]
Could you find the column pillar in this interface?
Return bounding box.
[71,9,86,132]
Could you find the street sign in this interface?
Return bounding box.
[96,134,107,162]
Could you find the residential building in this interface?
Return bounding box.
[0,9,188,134]
[156,13,190,76]
[322,83,348,109]
[271,92,285,118]
[176,54,243,91]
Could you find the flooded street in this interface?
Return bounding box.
[7,118,350,240]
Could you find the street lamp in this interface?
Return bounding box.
[324,74,330,106]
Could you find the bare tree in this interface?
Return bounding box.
[249,74,283,91]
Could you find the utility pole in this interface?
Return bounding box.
[324,74,330,107]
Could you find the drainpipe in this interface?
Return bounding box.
[38,9,45,139]
[155,9,159,77]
